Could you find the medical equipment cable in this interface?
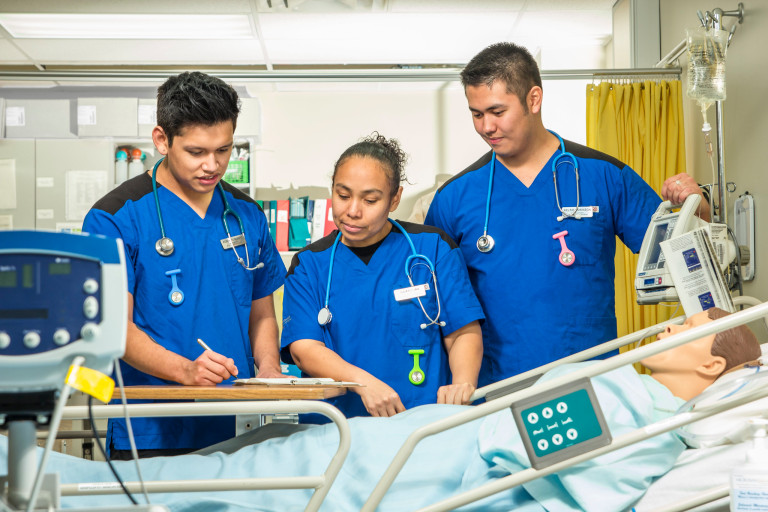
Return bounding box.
[88,395,138,505]
[24,356,85,512]
[113,356,152,504]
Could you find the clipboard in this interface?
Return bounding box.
[233,377,362,387]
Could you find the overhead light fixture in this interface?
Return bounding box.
[0,13,253,39]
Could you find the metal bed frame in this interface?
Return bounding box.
[362,300,768,512]
[46,299,768,512]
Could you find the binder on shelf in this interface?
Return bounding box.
[311,199,328,242]
[323,201,336,236]
[275,199,290,252]
[268,200,277,243]
[289,218,311,249]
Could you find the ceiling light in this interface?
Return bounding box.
[0,14,253,39]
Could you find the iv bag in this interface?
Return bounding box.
[686,27,728,105]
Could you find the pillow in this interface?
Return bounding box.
[677,363,768,448]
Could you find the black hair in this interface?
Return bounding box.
[156,71,241,145]
[460,42,542,111]
[332,132,408,196]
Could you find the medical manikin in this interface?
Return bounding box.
[1,308,760,512]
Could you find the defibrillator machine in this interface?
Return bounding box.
[635,195,705,304]
[0,231,164,511]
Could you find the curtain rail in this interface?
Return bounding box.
[0,67,681,83]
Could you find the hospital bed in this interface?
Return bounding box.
[1,300,764,512]
[3,229,767,511]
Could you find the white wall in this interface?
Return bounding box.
[660,1,767,304]
[250,78,589,220]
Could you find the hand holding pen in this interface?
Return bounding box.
[191,338,239,384]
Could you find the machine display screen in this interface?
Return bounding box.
[0,269,17,288]
[48,262,71,275]
[645,223,669,269]
[0,309,48,319]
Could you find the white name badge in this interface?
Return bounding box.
[393,283,429,302]
[220,234,246,249]
[560,206,598,218]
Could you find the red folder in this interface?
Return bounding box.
[275,199,290,251]
[323,201,336,236]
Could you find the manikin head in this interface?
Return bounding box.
[642,308,761,400]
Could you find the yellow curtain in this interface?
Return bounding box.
[585,80,686,365]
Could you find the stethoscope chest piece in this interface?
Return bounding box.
[156,237,175,257]
[476,234,495,253]
[317,307,332,326]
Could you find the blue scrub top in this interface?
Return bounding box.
[425,141,661,387]
[83,173,285,451]
[280,221,484,419]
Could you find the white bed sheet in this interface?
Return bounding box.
[635,442,749,511]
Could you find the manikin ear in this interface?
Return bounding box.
[697,355,727,379]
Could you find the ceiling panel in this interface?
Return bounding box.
[12,39,265,65]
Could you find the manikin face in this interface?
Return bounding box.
[331,155,402,248]
[153,121,234,199]
[465,80,538,163]
[641,311,716,372]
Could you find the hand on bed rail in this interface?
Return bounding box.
[355,376,407,417]
[438,382,476,405]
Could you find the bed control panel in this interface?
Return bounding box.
[510,377,612,470]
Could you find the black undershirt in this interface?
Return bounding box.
[346,231,391,265]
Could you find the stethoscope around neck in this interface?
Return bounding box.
[317,219,445,330]
[476,130,581,266]
[151,157,263,306]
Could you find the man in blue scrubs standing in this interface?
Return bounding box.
[83,72,285,458]
[425,42,710,387]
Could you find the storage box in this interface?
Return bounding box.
[224,160,249,184]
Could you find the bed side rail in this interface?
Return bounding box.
[60,400,350,512]
[362,301,768,512]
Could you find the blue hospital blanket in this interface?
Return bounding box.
[0,364,685,511]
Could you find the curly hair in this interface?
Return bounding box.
[333,132,408,196]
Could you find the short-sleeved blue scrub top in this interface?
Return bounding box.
[280,220,485,419]
[82,173,285,452]
[425,140,662,387]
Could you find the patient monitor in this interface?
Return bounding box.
[0,231,160,511]
[636,195,705,304]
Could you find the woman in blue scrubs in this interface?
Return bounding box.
[281,134,485,418]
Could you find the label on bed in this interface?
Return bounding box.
[77,482,124,491]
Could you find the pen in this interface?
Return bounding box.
[197,338,212,352]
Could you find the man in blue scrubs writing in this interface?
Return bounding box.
[83,72,285,458]
[425,42,710,387]
[281,134,484,418]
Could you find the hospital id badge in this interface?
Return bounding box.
[560,206,598,218]
[393,284,429,302]
[220,234,246,249]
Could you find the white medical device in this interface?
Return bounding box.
[733,193,755,281]
[635,195,705,304]
[0,230,154,512]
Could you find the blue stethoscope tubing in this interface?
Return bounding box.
[317,219,445,330]
[151,158,263,307]
[476,130,581,254]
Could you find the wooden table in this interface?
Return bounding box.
[110,384,348,401]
